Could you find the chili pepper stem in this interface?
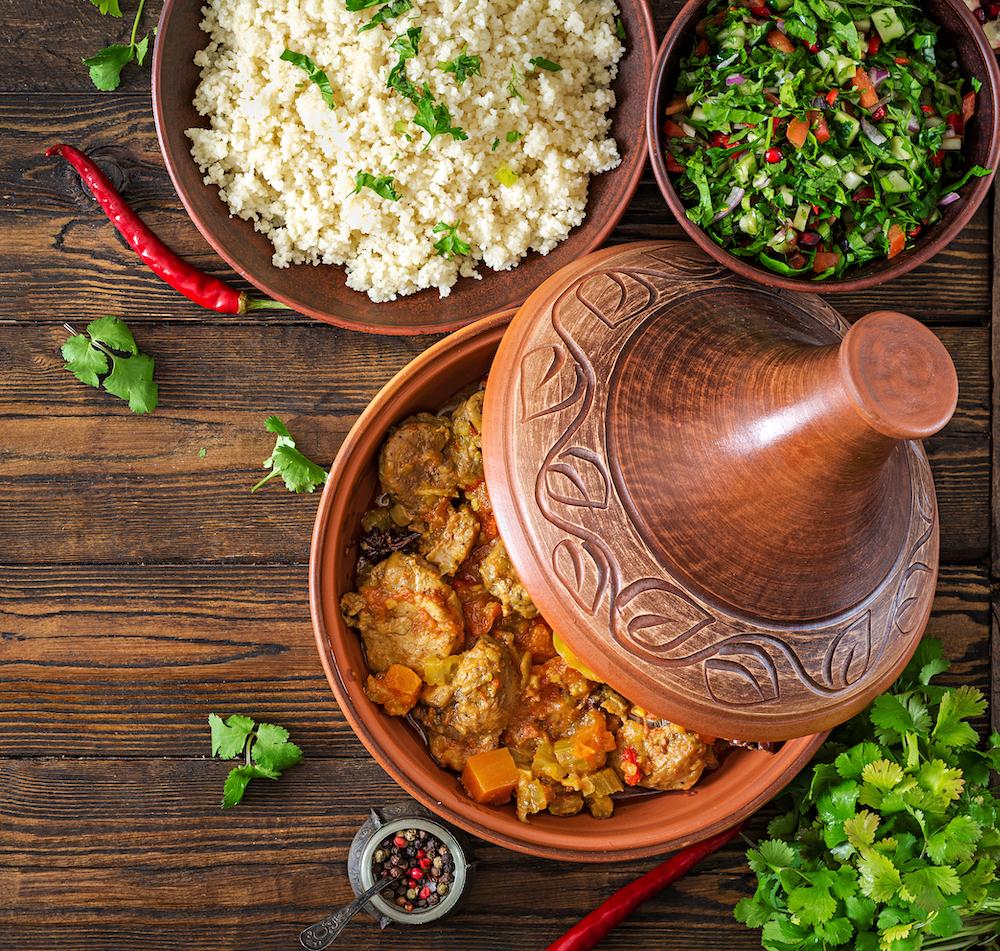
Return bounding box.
[241,294,292,313]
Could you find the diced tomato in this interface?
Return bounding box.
[665,153,685,173]
[664,119,687,137]
[853,67,879,109]
[886,223,906,259]
[867,35,881,55]
[962,90,976,124]
[825,89,839,106]
[786,117,810,148]
[749,3,770,17]
[694,38,710,57]
[664,95,688,116]
[946,112,963,135]
[804,41,820,53]
[894,56,910,65]
[921,104,935,115]
[853,186,875,204]
[812,250,840,273]
[710,131,732,148]
[812,115,831,143]
[930,149,944,168]
[810,203,820,215]
[909,225,922,238]
[766,30,796,53]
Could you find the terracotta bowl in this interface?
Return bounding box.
[151,0,656,335]
[646,0,1000,294]
[309,308,826,861]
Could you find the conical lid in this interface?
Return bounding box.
[481,241,957,741]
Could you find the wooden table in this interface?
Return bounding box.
[1,2,997,948]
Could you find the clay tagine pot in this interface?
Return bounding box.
[483,240,957,741]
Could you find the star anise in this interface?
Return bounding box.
[358,525,422,569]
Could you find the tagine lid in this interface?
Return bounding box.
[481,241,957,742]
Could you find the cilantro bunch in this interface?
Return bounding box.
[209,714,303,808]
[251,416,328,494]
[83,0,152,92]
[736,639,1000,950]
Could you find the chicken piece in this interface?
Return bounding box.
[465,479,498,541]
[610,719,716,791]
[341,552,464,678]
[378,413,459,521]
[480,539,538,619]
[502,657,594,761]
[449,391,485,488]
[417,635,521,770]
[418,502,478,578]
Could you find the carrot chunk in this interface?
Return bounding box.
[364,663,423,716]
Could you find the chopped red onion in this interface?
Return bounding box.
[907,116,921,134]
[713,186,746,222]
[776,18,787,33]
[870,67,891,87]
[938,192,960,206]
[860,118,887,145]
[726,74,747,86]
[862,226,881,244]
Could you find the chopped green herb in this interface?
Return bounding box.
[252,416,328,494]
[280,50,336,108]
[432,220,471,258]
[438,49,481,86]
[198,448,207,458]
[507,64,524,102]
[209,713,303,809]
[491,137,500,151]
[734,639,1000,951]
[614,15,626,43]
[972,76,982,94]
[344,0,382,8]
[386,26,421,100]
[350,170,402,201]
[529,56,562,72]
[358,0,412,33]
[505,130,522,143]
[494,163,519,187]
[83,0,152,91]
[393,119,410,134]
[412,85,468,148]
[61,316,158,415]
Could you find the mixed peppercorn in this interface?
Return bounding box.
[371,827,456,914]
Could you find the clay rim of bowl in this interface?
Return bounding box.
[645,0,1000,294]
[308,307,827,862]
[150,0,657,336]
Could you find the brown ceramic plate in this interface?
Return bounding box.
[646,0,1000,294]
[151,0,656,335]
[309,308,825,861]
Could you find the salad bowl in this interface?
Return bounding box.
[647,0,1000,293]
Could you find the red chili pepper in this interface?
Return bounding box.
[544,824,745,951]
[620,747,640,786]
[894,56,910,65]
[825,89,839,105]
[867,34,881,55]
[46,143,287,315]
[909,225,922,238]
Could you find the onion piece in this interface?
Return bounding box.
[862,226,881,244]
[776,18,787,33]
[713,185,746,222]
[725,74,747,86]
[870,67,891,87]
[941,135,963,151]
[860,118,887,145]
[938,192,960,206]
[907,116,921,134]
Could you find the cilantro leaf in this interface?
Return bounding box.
[438,49,481,86]
[932,685,986,748]
[102,352,157,415]
[857,849,901,902]
[870,693,932,739]
[614,16,626,42]
[61,333,109,388]
[358,0,411,33]
[83,44,134,92]
[788,883,837,926]
[901,865,961,912]
[281,50,336,108]
[506,130,521,143]
[209,713,256,759]
[835,742,884,780]
[86,315,138,355]
[345,0,382,8]
[432,220,470,259]
[89,0,122,16]
[351,171,401,201]
[843,810,880,848]
[529,56,562,72]
[251,722,304,773]
[861,759,904,791]
[412,86,467,148]
[925,814,982,864]
[134,33,150,67]
[252,415,327,493]
[507,64,524,102]
[222,764,279,809]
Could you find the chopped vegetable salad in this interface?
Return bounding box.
[663,0,991,279]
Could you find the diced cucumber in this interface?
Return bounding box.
[925,115,945,129]
[718,23,746,50]
[792,204,811,231]
[941,135,963,151]
[842,169,865,190]
[879,170,911,193]
[833,54,858,85]
[832,110,860,146]
[690,105,708,123]
[818,153,839,169]
[872,8,905,43]
[816,220,832,241]
[889,136,912,161]
[732,152,757,186]
[779,185,794,207]
[854,17,871,33]
[738,210,760,235]
[816,48,834,71]
[769,0,793,9]
[767,228,798,253]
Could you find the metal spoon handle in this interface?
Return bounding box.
[299,875,392,950]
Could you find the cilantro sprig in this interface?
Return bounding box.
[735,638,1000,951]
[358,0,412,33]
[252,416,328,494]
[432,220,471,258]
[412,86,468,148]
[84,0,152,92]
[529,56,562,72]
[351,171,402,200]
[209,714,303,809]
[61,316,158,414]
[281,50,336,108]
[438,49,482,86]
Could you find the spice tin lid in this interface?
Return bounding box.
[481,241,957,742]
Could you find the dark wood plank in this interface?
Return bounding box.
[1,94,993,325]
[1,562,988,759]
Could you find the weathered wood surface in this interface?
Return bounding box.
[0,0,996,948]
